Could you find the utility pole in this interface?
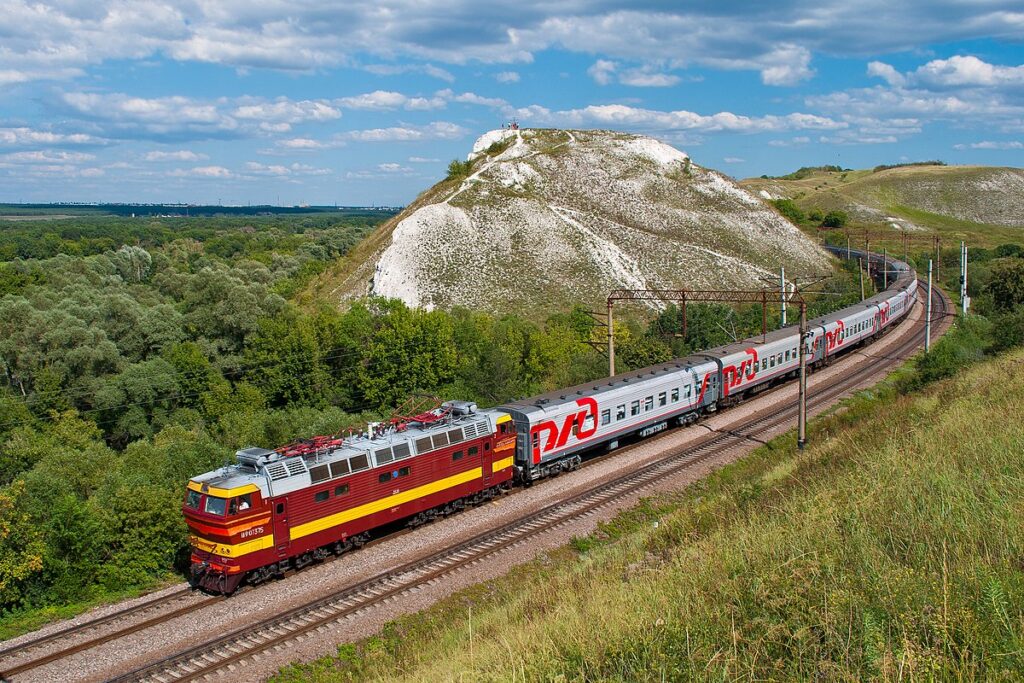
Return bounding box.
[607,300,615,376]
[798,301,808,450]
[779,266,787,327]
[859,258,865,300]
[882,247,888,289]
[935,237,941,281]
[960,241,969,315]
[846,233,851,260]
[926,259,933,353]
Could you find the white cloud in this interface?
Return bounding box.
[0,127,101,147]
[618,69,680,87]
[588,60,617,85]
[169,165,233,178]
[363,63,455,82]
[144,150,208,161]
[914,55,1024,88]
[768,137,803,147]
[378,162,413,172]
[954,140,1024,150]
[495,71,520,83]
[335,90,447,111]
[539,104,844,133]
[722,157,745,163]
[233,98,341,123]
[1,150,95,163]
[244,161,333,176]
[276,138,336,150]
[867,61,906,87]
[60,92,239,138]
[408,156,440,162]
[343,121,467,142]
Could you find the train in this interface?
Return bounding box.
[184,249,918,594]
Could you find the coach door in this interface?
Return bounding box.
[273,499,290,556]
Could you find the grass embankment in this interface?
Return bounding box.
[277,345,1024,681]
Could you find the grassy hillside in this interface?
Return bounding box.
[276,340,1024,681]
[741,164,1024,249]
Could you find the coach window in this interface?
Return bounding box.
[315,490,329,502]
[452,450,464,462]
[601,409,610,426]
[204,495,226,516]
[671,388,679,402]
[761,358,768,371]
[658,392,667,407]
[616,404,626,421]
[630,400,640,416]
[334,484,349,497]
[776,353,782,364]
[684,385,691,398]
[186,490,201,509]
[644,396,654,412]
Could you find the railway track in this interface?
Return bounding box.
[91,282,948,683]
[0,587,221,680]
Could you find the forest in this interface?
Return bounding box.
[1,212,1022,632]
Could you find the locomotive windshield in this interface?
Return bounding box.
[203,495,227,516]
[185,489,201,509]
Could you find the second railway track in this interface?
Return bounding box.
[92,282,949,683]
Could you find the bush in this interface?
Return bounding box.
[821,209,848,228]
[446,159,474,180]
[808,208,824,222]
[771,198,804,224]
[899,315,992,392]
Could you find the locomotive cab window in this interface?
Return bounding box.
[228,493,252,515]
[452,450,464,462]
[186,490,201,509]
[468,446,478,457]
[314,490,329,502]
[204,496,226,516]
[335,484,349,497]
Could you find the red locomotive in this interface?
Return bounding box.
[184,401,515,593]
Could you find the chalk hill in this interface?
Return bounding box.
[308,128,830,317]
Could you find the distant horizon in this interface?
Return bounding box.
[4,156,1016,209]
[3,2,1021,205]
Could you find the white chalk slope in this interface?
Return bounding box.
[369,128,830,315]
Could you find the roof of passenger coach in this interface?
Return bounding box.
[501,356,717,416]
[703,325,800,360]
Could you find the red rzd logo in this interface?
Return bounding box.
[721,348,759,396]
[531,397,598,463]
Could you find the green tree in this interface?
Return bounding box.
[984,258,1024,311]
[0,481,46,608]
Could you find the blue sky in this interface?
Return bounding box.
[1,1,1021,206]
